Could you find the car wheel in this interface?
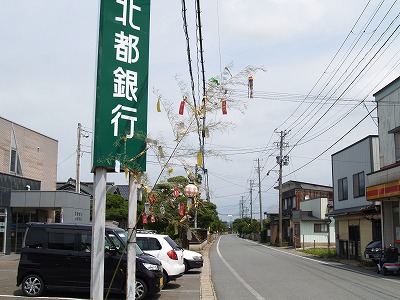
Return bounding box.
[161,271,168,289]
[184,260,190,273]
[22,274,44,297]
[135,278,148,300]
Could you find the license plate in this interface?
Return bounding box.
[160,277,163,287]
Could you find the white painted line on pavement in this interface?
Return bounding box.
[244,238,400,284]
[216,237,266,300]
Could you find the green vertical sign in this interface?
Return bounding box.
[92,0,150,172]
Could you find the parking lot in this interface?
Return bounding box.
[0,254,202,300]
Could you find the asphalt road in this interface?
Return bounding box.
[210,235,400,300]
[0,256,200,300]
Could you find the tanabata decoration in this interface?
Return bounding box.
[179,97,186,115]
[149,194,156,204]
[248,76,254,98]
[157,98,161,112]
[150,215,156,223]
[221,100,227,115]
[197,152,202,167]
[142,213,148,224]
[144,203,150,214]
[179,203,185,216]
[159,204,165,215]
[173,186,179,198]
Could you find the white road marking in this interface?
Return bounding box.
[216,237,266,300]
[244,238,400,284]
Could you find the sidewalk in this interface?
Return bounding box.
[199,242,217,300]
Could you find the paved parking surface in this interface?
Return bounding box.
[0,254,201,300]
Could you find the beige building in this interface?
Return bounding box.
[0,117,58,190]
[0,116,90,254]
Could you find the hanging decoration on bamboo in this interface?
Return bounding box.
[248,76,254,98]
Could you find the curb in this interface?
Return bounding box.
[200,241,217,300]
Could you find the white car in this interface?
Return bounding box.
[181,249,204,272]
[136,232,185,287]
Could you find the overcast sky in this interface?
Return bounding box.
[2,1,400,221]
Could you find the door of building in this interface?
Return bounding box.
[0,208,6,254]
[348,225,360,260]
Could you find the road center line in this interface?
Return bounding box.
[216,237,266,300]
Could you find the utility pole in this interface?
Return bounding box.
[257,158,262,232]
[249,180,254,224]
[76,123,81,193]
[241,196,244,219]
[277,130,289,247]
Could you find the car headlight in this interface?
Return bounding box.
[192,256,202,261]
[143,263,161,271]
[371,248,381,252]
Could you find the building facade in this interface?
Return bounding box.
[366,76,400,251]
[330,136,380,260]
[0,117,90,254]
[272,181,333,245]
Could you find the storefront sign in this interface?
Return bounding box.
[366,180,400,201]
[92,0,151,172]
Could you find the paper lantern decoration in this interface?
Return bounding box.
[179,203,185,216]
[221,100,227,114]
[197,152,202,167]
[173,186,179,198]
[179,99,185,115]
[150,215,156,223]
[248,76,254,98]
[157,98,161,112]
[142,213,148,224]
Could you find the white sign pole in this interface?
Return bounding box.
[91,167,107,300]
[127,176,138,299]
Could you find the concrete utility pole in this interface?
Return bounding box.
[76,123,81,193]
[249,180,253,224]
[257,158,262,232]
[126,177,138,299]
[277,130,289,247]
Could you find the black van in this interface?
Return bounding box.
[16,223,162,299]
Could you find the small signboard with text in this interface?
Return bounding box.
[92,0,151,172]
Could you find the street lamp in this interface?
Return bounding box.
[184,182,199,227]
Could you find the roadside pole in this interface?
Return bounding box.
[127,176,138,299]
[91,167,107,300]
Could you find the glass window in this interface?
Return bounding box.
[48,232,75,250]
[10,149,16,173]
[106,231,125,253]
[395,132,400,162]
[80,232,92,252]
[338,177,348,201]
[314,224,328,233]
[148,238,162,250]
[164,236,179,250]
[24,227,45,248]
[136,237,148,250]
[353,172,365,198]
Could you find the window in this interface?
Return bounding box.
[338,177,348,200]
[353,172,365,198]
[80,232,92,252]
[24,227,45,248]
[9,148,22,175]
[136,237,161,251]
[395,132,400,162]
[292,197,296,209]
[314,224,328,233]
[48,231,75,250]
[294,224,300,235]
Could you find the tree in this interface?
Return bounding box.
[105,194,128,228]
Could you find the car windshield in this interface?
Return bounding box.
[164,236,180,250]
[366,240,381,248]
